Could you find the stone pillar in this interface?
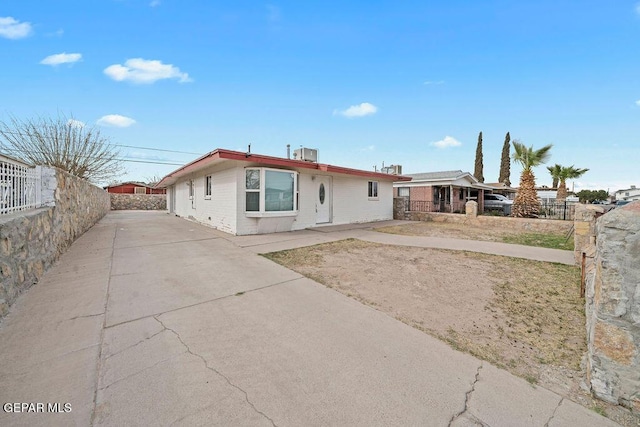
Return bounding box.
[465,201,478,218]
[574,204,605,264]
[585,201,640,410]
[393,197,408,220]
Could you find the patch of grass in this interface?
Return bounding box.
[524,374,538,386]
[502,232,574,250]
[592,405,607,417]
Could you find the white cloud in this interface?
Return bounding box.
[360,145,375,152]
[67,119,85,128]
[0,17,32,39]
[104,58,192,84]
[150,0,161,7]
[40,52,82,66]
[636,3,640,15]
[430,136,462,148]
[423,80,444,85]
[335,102,378,118]
[267,4,281,22]
[635,100,640,107]
[97,114,136,127]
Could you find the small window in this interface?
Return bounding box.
[398,187,409,197]
[368,181,378,198]
[245,169,261,212]
[134,186,147,194]
[188,180,194,199]
[205,175,212,198]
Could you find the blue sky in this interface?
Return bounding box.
[1,1,639,192]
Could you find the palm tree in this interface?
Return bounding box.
[547,164,562,189]
[511,141,553,217]
[555,165,589,203]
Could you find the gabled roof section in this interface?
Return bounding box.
[156,148,411,187]
[405,170,466,181]
[396,169,494,190]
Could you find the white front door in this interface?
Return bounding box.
[316,176,331,224]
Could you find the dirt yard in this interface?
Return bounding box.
[264,239,639,426]
[376,221,574,250]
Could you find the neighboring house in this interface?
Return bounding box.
[615,185,640,201]
[155,148,410,235]
[536,188,578,204]
[393,170,494,213]
[104,182,166,195]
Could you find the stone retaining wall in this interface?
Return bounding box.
[393,197,571,234]
[0,167,110,318]
[110,193,166,210]
[583,202,640,410]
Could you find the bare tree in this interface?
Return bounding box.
[0,113,123,183]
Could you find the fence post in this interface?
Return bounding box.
[35,165,42,208]
[563,201,567,221]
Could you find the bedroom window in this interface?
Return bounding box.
[368,181,378,199]
[205,175,212,198]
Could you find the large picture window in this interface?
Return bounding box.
[245,168,298,214]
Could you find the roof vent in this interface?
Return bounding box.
[293,148,318,162]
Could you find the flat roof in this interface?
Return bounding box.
[156,148,411,187]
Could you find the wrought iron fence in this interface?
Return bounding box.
[408,198,576,221]
[408,200,465,214]
[483,201,576,221]
[0,155,40,215]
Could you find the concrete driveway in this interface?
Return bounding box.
[0,212,617,426]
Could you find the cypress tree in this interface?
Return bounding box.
[474,131,484,182]
[499,132,511,186]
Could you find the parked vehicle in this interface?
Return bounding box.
[615,200,632,208]
[483,193,513,214]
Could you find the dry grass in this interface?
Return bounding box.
[264,238,640,426]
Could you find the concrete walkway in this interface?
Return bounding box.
[0,212,614,426]
[230,220,576,265]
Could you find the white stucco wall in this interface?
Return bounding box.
[171,163,394,235]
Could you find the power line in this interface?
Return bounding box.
[114,144,203,156]
[0,147,185,166]
[0,129,203,156]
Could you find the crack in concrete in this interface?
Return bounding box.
[0,343,101,377]
[115,236,221,250]
[154,316,277,427]
[448,363,483,427]
[98,352,186,392]
[103,329,166,360]
[103,277,304,331]
[64,312,105,322]
[90,224,118,427]
[544,397,564,427]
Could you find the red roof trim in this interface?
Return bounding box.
[156,148,411,187]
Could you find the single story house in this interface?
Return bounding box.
[155,148,410,235]
[615,185,640,201]
[393,170,494,213]
[104,182,166,195]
